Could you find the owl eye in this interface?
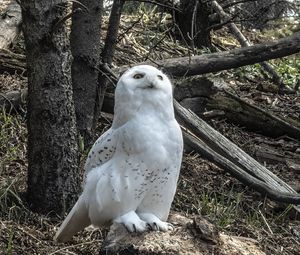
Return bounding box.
[157,75,163,80]
[133,73,144,79]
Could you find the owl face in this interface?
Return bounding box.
[117,65,173,96]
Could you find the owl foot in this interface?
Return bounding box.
[138,213,173,231]
[114,211,148,233]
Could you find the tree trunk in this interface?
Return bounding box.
[96,0,124,135]
[21,0,80,215]
[175,0,212,49]
[70,0,103,147]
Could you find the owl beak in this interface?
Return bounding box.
[147,83,155,89]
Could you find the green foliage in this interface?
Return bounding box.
[273,56,300,87]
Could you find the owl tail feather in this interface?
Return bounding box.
[54,195,91,243]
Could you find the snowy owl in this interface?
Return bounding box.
[55,65,183,242]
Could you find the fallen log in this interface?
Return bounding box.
[0,49,26,74]
[253,144,300,166]
[0,0,22,49]
[175,77,300,139]
[99,213,266,255]
[117,31,300,77]
[174,100,300,204]
[1,32,299,80]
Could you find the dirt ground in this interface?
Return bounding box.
[1,2,300,255]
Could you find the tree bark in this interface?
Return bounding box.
[21,0,80,215]
[0,0,22,49]
[70,0,103,147]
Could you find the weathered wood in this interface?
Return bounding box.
[183,129,300,204]
[253,144,300,165]
[0,0,22,49]
[99,213,265,255]
[0,49,26,74]
[174,100,300,204]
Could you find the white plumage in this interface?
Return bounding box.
[55,65,183,242]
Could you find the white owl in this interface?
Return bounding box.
[55,65,183,242]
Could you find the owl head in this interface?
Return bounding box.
[113,65,175,127]
[116,65,173,97]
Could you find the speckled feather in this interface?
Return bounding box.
[55,65,183,242]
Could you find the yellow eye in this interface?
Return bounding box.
[133,73,144,79]
[157,75,163,80]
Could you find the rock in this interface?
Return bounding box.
[99,213,266,255]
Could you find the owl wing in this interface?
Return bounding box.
[84,128,118,175]
[55,128,118,242]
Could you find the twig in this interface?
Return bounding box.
[190,1,199,54]
[258,209,273,235]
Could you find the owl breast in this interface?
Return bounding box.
[118,108,181,164]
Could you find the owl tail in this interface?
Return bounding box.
[54,195,91,242]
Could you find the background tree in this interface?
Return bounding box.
[71,0,104,147]
[21,0,80,215]
[175,0,213,49]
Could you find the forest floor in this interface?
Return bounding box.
[1,3,300,255]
